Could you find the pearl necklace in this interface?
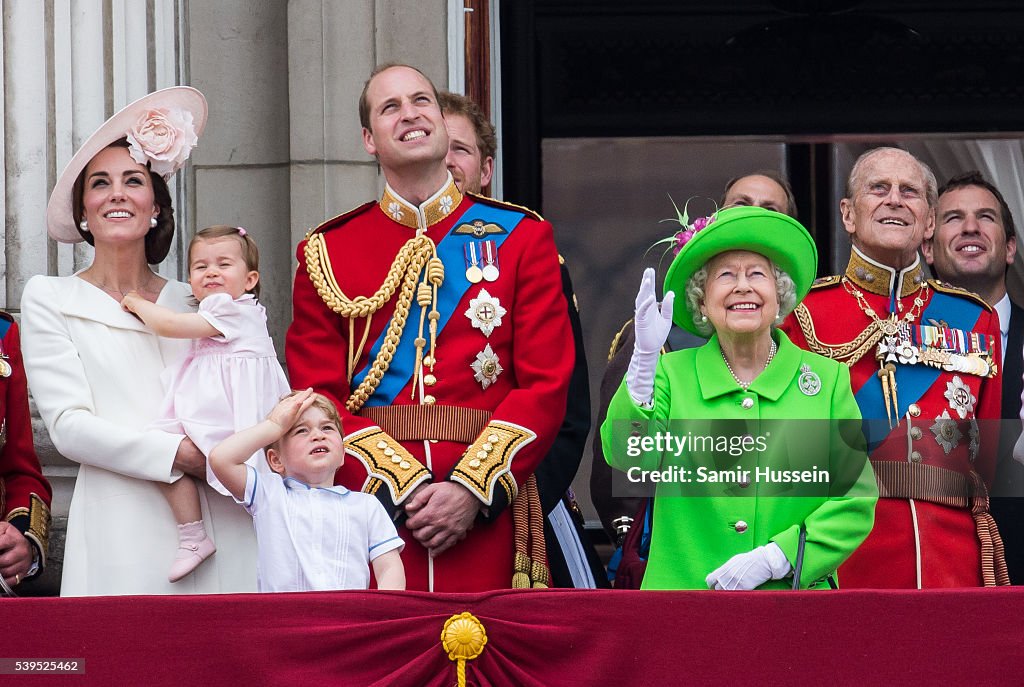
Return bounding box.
[722,339,777,390]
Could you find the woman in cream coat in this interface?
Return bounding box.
[22,88,256,596]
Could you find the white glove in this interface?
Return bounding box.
[1014,402,1024,466]
[705,542,792,591]
[1014,429,1024,467]
[625,268,674,406]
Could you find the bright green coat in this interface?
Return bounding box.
[600,331,878,590]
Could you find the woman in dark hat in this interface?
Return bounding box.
[601,205,877,590]
[21,88,257,596]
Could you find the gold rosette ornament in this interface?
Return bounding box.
[441,612,487,687]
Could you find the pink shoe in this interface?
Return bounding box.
[168,521,216,583]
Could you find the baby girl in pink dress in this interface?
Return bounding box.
[122,225,289,582]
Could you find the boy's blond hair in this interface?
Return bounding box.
[267,390,344,453]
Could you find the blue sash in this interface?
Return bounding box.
[353,201,526,407]
[856,289,985,449]
[0,318,10,340]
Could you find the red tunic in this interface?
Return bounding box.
[0,313,52,576]
[781,249,1003,588]
[286,178,573,591]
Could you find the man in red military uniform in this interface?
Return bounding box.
[781,147,1007,587]
[286,64,573,592]
[0,311,52,593]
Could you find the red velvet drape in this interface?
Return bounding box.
[4,589,1024,685]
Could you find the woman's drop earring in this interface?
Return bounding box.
[79,220,89,233]
[150,216,159,228]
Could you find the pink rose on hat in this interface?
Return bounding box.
[126,107,198,179]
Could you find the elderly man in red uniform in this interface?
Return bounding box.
[782,147,1007,587]
[286,64,573,592]
[0,311,52,593]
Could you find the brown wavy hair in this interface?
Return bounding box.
[71,138,176,264]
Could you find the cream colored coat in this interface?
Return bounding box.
[21,275,257,596]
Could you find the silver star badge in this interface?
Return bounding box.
[471,344,503,389]
[465,289,507,338]
[930,409,962,455]
[944,375,976,420]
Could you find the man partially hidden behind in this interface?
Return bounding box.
[439,90,606,588]
[922,170,1024,583]
[286,65,574,592]
[782,148,1008,587]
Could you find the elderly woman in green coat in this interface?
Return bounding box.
[601,205,877,590]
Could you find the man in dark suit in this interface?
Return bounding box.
[923,170,1023,583]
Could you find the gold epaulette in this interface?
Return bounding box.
[303,201,376,240]
[607,319,633,362]
[928,279,994,311]
[466,191,543,221]
[450,421,537,506]
[810,274,842,289]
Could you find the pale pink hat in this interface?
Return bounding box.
[46,86,208,243]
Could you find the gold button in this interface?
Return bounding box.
[910,427,922,440]
[399,461,411,470]
[908,403,921,417]
[384,448,395,457]
[482,443,493,452]
[423,395,436,405]
[424,374,437,386]
[376,440,388,449]
[391,455,402,464]
[476,450,488,460]
[469,459,481,468]
[910,451,922,463]
[488,434,499,443]
[423,356,434,367]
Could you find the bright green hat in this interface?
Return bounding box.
[663,205,817,336]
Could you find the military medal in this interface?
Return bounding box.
[481,240,500,282]
[943,376,976,419]
[464,243,483,284]
[471,344,503,389]
[465,289,507,337]
[797,363,821,396]
[930,409,962,455]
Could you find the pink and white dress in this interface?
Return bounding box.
[153,292,290,495]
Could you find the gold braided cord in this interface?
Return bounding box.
[793,303,885,366]
[305,231,434,318]
[793,278,929,367]
[304,231,437,413]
